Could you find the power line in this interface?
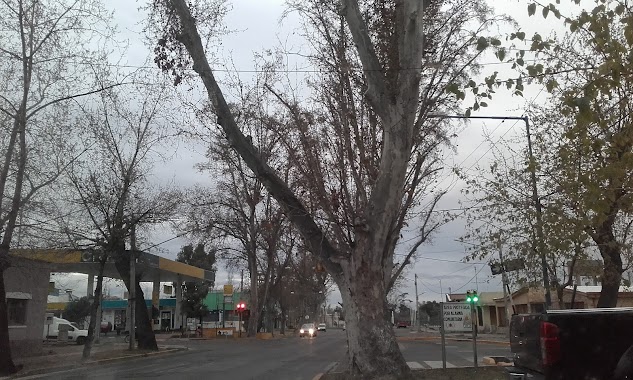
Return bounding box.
[144,228,197,250]
[397,253,486,265]
[419,279,443,295]
[24,59,537,74]
[436,87,548,222]
[451,264,489,292]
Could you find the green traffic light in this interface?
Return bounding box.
[473,296,479,302]
[466,297,471,302]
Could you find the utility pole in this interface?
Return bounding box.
[525,117,552,309]
[129,224,136,350]
[414,274,420,332]
[498,238,511,336]
[429,114,551,309]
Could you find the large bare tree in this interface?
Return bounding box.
[0,0,115,373]
[150,0,497,377]
[58,80,182,351]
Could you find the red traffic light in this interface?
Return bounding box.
[236,302,246,310]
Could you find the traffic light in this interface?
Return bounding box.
[466,290,479,304]
[236,302,246,312]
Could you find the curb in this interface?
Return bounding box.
[3,347,187,379]
[397,336,510,346]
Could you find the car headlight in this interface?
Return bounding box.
[300,329,304,333]
[309,328,314,334]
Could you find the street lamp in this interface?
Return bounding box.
[431,113,551,309]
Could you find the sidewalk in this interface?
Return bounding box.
[4,340,186,379]
[396,329,510,345]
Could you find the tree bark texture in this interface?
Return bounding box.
[114,257,158,350]
[338,251,412,379]
[83,260,106,360]
[595,225,623,308]
[247,255,259,337]
[164,0,424,377]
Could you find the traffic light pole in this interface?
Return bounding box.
[471,304,478,368]
[498,239,512,336]
[440,302,447,369]
[466,290,479,368]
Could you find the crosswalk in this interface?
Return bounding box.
[319,359,491,377]
[406,360,487,369]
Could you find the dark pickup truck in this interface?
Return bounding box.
[505,307,633,380]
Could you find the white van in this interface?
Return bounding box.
[43,316,88,345]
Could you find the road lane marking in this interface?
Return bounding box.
[407,361,424,369]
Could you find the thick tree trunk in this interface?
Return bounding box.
[0,264,19,375]
[339,275,411,379]
[337,239,412,379]
[83,260,105,359]
[114,258,158,350]
[594,225,623,308]
[555,286,566,310]
[597,245,623,307]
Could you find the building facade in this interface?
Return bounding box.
[5,257,50,356]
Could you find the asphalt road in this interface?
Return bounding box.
[18,329,511,380]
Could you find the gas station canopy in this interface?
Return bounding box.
[10,249,215,283]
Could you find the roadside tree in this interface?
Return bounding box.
[150,0,501,377]
[176,243,216,328]
[0,0,116,373]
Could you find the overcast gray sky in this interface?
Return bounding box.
[54,0,576,306]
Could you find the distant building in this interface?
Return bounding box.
[202,290,245,324]
[101,298,178,331]
[5,257,50,356]
[448,286,633,333]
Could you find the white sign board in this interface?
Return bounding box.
[442,303,472,332]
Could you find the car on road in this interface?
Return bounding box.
[396,321,408,328]
[299,323,317,338]
[317,323,326,332]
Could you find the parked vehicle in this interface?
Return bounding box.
[317,323,326,332]
[396,321,408,328]
[43,317,89,345]
[505,307,633,380]
[299,323,317,338]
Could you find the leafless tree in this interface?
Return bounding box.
[55,80,182,353]
[0,0,118,373]
[151,0,500,377]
